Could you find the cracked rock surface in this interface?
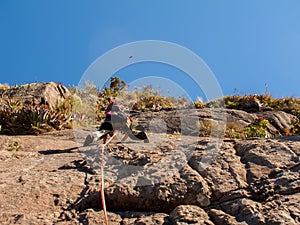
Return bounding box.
[0,110,300,224]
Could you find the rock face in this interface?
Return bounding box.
[0,108,300,224]
[0,82,70,109]
[259,110,297,135]
[134,108,298,139]
[169,205,214,224]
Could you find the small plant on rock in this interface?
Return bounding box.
[7,141,20,151]
[244,118,270,138]
[132,95,174,111]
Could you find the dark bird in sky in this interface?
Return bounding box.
[129,56,133,58]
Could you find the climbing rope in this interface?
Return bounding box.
[99,131,118,225]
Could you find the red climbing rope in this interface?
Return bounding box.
[99,131,118,225]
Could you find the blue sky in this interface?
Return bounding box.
[1,1,300,100]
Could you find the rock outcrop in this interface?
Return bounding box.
[0,107,299,224]
[133,108,297,139]
[0,82,70,109]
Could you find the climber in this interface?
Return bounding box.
[97,97,117,144]
[83,98,149,146]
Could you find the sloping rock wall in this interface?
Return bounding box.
[0,108,299,224]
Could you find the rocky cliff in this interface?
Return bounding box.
[0,104,299,224]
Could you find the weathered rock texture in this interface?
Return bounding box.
[132,108,297,138]
[0,82,70,109]
[0,108,299,224]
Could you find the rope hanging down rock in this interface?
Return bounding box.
[99,131,118,225]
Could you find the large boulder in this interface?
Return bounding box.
[258,110,297,135]
[234,138,299,184]
[0,82,70,109]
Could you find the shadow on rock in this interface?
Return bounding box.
[38,147,78,155]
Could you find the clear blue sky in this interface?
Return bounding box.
[1,1,300,100]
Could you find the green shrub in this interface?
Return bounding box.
[244,119,270,138]
[0,97,72,135]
